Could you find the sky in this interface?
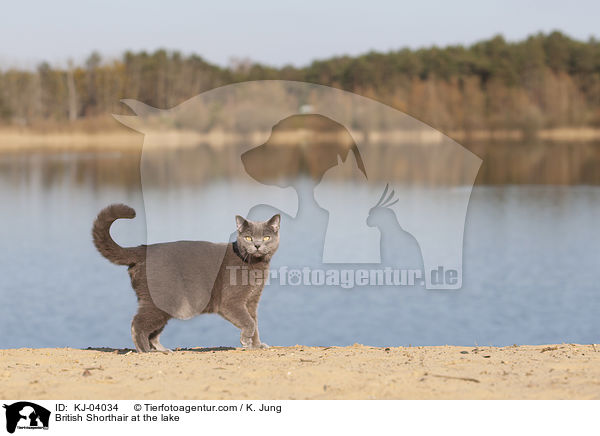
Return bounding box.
[1,0,599,69]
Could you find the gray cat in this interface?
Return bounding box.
[92,204,280,353]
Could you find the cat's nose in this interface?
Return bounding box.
[254,243,261,248]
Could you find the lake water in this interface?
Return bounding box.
[1,150,599,349]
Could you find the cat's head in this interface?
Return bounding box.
[235,214,281,261]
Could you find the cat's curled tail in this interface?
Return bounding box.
[92,204,142,266]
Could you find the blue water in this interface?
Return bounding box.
[1,152,599,349]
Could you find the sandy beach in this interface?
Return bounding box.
[1,344,599,400]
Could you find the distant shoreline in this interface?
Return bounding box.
[1,344,598,399]
[1,127,600,152]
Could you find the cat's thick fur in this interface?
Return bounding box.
[92,204,280,353]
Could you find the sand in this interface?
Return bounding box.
[1,344,599,400]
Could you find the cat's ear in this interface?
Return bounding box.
[267,214,281,233]
[235,215,248,232]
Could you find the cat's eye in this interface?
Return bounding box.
[263,236,271,241]
[244,236,252,241]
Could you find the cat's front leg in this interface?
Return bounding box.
[240,334,254,348]
[247,299,269,349]
[220,307,256,348]
[251,325,269,349]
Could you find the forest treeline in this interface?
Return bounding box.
[1,31,600,135]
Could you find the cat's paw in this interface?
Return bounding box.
[150,343,173,353]
[240,336,254,348]
[247,342,269,349]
